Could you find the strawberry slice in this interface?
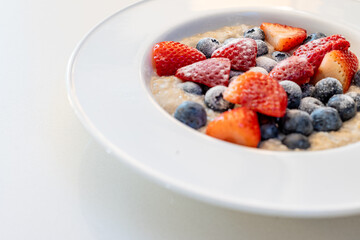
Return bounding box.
[211,38,257,71]
[312,50,359,92]
[269,56,314,85]
[206,107,261,147]
[260,22,307,51]
[175,58,231,87]
[293,35,350,70]
[223,72,287,117]
[152,41,206,76]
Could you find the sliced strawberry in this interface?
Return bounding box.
[206,107,261,147]
[260,22,307,51]
[152,41,206,76]
[223,72,287,117]
[293,35,350,70]
[175,58,230,87]
[312,50,359,92]
[211,38,257,71]
[269,56,314,85]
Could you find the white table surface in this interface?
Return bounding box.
[2,0,360,239]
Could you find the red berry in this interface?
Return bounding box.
[206,107,261,147]
[293,35,350,70]
[223,72,287,117]
[175,58,231,87]
[211,38,257,71]
[152,41,206,76]
[269,56,314,85]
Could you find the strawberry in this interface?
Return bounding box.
[312,50,359,92]
[206,107,261,147]
[223,72,287,117]
[293,35,350,70]
[175,58,231,87]
[260,22,307,51]
[269,56,314,85]
[211,38,257,71]
[152,41,206,76]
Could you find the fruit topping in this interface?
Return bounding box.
[345,92,360,111]
[280,109,313,136]
[313,77,343,103]
[175,58,231,87]
[174,101,207,129]
[244,27,265,40]
[312,50,359,92]
[269,56,314,85]
[211,38,257,71]
[352,70,360,87]
[196,37,221,58]
[301,83,315,98]
[260,22,307,51]
[255,56,278,72]
[204,86,234,112]
[152,41,206,76]
[293,35,350,70]
[327,94,356,121]
[311,107,342,131]
[303,32,327,45]
[260,123,279,140]
[272,51,291,62]
[205,107,261,147]
[223,72,287,117]
[279,80,302,109]
[299,97,324,114]
[255,40,269,56]
[179,82,203,95]
[248,67,268,75]
[282,133,310,150]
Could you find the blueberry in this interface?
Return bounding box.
[229,70,244,78]
[310,107,342,131]
[174,101,207,129]
[299,97,324,114]
[255,40,268,57]
[179,82,203,95]
[327,94,356,121]
[282,133,311,150]
[279,81,302,109]
[352,70,360,87]
[204,86,234,112]
[313,77,343,103]
[260,123,279,140]
[301,83,315,98]
[280,109,313,136]
[346,92,360,111]
[196,37,220,58]
[223,38,240,45]
[243,27,265,40]
[255,56,278,72]
[303,32,327,45]
[248,67,268,75]
[271,51,291,62]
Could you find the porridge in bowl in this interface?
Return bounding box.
[150,22,360,151]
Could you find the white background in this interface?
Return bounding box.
[2,0,360,239]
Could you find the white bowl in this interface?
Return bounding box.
[67,0,360,218]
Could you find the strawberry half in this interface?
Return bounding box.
[211,38,257,71]
[206,107,261,148]
[175,58,231,87]
[269,56,314,85]
[223,72,287,117]
[260,22,307,51]
[152,41,206,76]
[293,35,350,70]
[312,50,359,92]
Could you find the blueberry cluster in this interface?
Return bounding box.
[260,77,360,150]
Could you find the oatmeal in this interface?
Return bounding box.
[150,22,360,151]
